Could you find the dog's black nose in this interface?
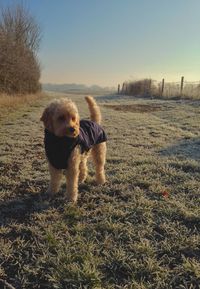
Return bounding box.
[69,127,75,133]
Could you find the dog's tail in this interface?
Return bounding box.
[85,96,102,124]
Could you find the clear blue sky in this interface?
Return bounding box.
[1,0,200,86]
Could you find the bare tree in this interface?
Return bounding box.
[0,4,41,94]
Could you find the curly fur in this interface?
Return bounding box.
[40,96,106,203]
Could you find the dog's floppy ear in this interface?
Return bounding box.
[40,106,54,132]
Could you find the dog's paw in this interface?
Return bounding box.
[96,175,106,185]
[79,172,88,184]
[65,191,78,203]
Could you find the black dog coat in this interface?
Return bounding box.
[44,120,107,169]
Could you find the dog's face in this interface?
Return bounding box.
[40,98,80,138]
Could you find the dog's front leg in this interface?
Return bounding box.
[65,147,80,203]
[47,162,63,196]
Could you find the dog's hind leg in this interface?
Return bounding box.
[91,142,106,184]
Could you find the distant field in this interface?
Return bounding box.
[0,92,200,288]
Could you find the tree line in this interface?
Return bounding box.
[0,4,41,94]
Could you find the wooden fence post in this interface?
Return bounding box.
[180,76,184,96]
[117,84,120,94]
[149,79,152,95]
[161,78,165,96]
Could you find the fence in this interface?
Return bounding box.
[118,77,200,99]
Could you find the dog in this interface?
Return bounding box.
[40,96,107,203]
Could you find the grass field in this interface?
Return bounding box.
[0,92,200,289]
[0,93,45,123]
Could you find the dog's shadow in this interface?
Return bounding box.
[0,179,92,227]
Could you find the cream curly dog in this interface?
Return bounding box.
[40,96,107,202]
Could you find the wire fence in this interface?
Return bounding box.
[118,77,200,99]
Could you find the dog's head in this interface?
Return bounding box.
[40,98,80,138]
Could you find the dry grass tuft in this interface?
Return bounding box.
[0,93,44,118]
[122,79,156,97]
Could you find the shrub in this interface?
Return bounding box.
[0,4,41,94]
[121,79,156,97]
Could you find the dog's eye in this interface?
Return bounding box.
[71,116,76,122]
[58,115,65,122]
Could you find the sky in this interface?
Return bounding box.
[1,0,200,87]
